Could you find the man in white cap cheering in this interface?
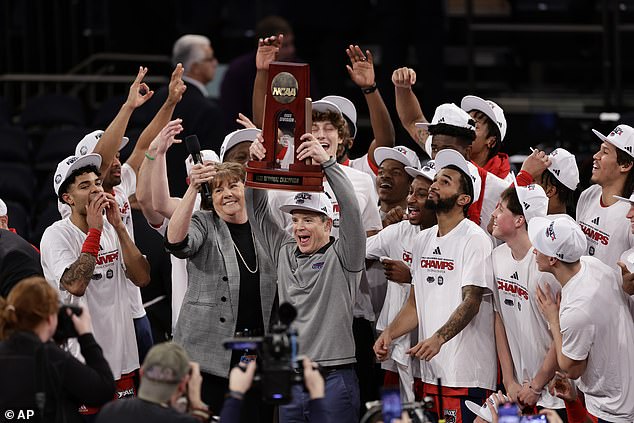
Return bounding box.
[576,124,634,268]
[530,215,634,422]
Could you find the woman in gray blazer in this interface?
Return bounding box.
[165,161,277,419]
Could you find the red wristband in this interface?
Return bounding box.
[566,397,592,423]
[81,228,102,258]
[515,170,534,187]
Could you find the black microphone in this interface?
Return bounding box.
[184,135,213,207]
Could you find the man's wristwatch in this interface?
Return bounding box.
[362,83,377,94]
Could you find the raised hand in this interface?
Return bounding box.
[520,148,552,180]
[167,63,187,105]
[249,133,267,160]
[383,205,408,227]
[189,163,216,190]
[296,134,330,165]
[86,192,108,231]
[256,34,284,71]
[392,67,417,89]
[151,119,184,155]
[125,66,154,109]
[104,193,124,230]
[345,44,375,89]
[236,112,257,129]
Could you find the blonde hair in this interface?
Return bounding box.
[0,277,59,340]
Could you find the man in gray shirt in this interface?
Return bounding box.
[247,135,365,423]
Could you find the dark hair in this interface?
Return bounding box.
[540,170,576,210]
[616,148,634,198]
[444,164,473,216]
[0,276,59,340]
[255,15,293,40]
[500,186,524,216]
[312,110,349,141]
[58,165,101,203]
[470,110,502,160]
[429,124,476,148]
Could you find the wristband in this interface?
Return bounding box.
[190,405,210,422]
[362,83,377,94]
[528,384,542,396]
[226,390,244,401]
[144,152,156,161]
[81,228,102,258]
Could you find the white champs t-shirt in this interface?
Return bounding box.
[40,218,139,380]
[492,244,563,409]
[576,184,634,269]
[411,218,497,390]
[559,256,634,422]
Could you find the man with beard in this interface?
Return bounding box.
[367,162,436,401]
[374,149,496,423]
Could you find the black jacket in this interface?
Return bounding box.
[0,331,115,423]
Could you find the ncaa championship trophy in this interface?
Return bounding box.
[245,61,324,192]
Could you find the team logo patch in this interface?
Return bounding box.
[312,262,324,270]
[611,126,623,137]
[294,192,312,204]
[55,174,62,184]
[545,222,557,241]
[106,269,114,279]
[444,409,457,423]
[79,145,88,155]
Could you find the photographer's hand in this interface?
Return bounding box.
[302,358,325,400]
[228,361,257,395]
[187,362,206,409]
[70,305,92,336]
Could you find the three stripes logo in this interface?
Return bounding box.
[523,201,531,210]
[510,272,519,280]
[591,217,600,225]
[552,168,561,176]
[626,146,633,154]
[432,246,442,255]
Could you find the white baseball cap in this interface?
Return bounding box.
[53,154,103,195]
[321,95,357,139]
[434,148,482,203]
[592,124,634,158]
[528,216,586,263]
[613,192,634,204]
[465,393,510,423]
[0,198,7,216]
[185,150,220,176]
[405,160,436,182]
[415,103,476,134]
[219,128,261,162]
[424,135,432,158]
[510,172,548,223]
[311,99,343,117]
[546,148,579,191]
[75,129,129,157]
[279,192,333,219]
[460,95,507,141]
[374,145,421,169]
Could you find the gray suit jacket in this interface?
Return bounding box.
[166,211,277,378]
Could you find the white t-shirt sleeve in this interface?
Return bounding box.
[366,225,393,259]
[40,227,82,289]
[359,174,382,232]
[461,234,493,290]
[120,163,137,197]
[560,308,595,361]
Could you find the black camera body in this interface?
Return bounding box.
[223,303,303,405]
[53,303,82,344]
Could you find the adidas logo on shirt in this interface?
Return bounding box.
[432,246,442,255]
[591,217,600,225]
[510,272,519,280]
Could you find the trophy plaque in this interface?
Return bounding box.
[246,62,324,192]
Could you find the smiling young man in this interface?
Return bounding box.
[366,162,436,401]
[576,124,634,269]
[374,149,495,423]
[247,136,365,423]
[529,216,634,422]
[41,154,151,416]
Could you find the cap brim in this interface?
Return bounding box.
[527,216,553,254]
[374,147,410,167]
[465,400,492,423]
[279,204,329,217]
[56,153,103,195]
[312,100,342,116]
[461,96,496,127]
[434,149,470,177]
[614,194,634,204]
[414,122,431,129]
[119,136,129,151]
[591,128,608,143]
[405,165,435,181]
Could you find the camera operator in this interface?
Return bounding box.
[0,276,115,423]
[96,342,211,423]
[220,357,328,423]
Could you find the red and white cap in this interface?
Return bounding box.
[528,216,586,263]
[75,129,129,156]
[511,172,548,223]
[547,148,579,191]
[405,160,436,182]
[592,124,634,158]
[53,154,102,195]
[374,145,421,169]
[321,95,357,138]
[279,192,333,219]
[460,95,507,141]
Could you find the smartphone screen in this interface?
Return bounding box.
[520,415,547,423]
[381,387,402,423]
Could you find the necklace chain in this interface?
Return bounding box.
[232,231,258,274]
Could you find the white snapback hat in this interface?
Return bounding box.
[511,172,548,223]
[311,99,343,117]
[528,216,586,263]
[405,160,436,182]
[75,129,129,156]
[547,148,579,191]
[53,154,102,195]
[279,192,333,219]
[321,95,357,138]
[592,124,634,158]
[465,393,511,423]
[415,103,476,133]
[0,198,7,216]
[374,145,421,169]
[460,95,507,141]
[185,150,220,176]
[219,128,261,162]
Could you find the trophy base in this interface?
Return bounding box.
[245,162,324,192]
